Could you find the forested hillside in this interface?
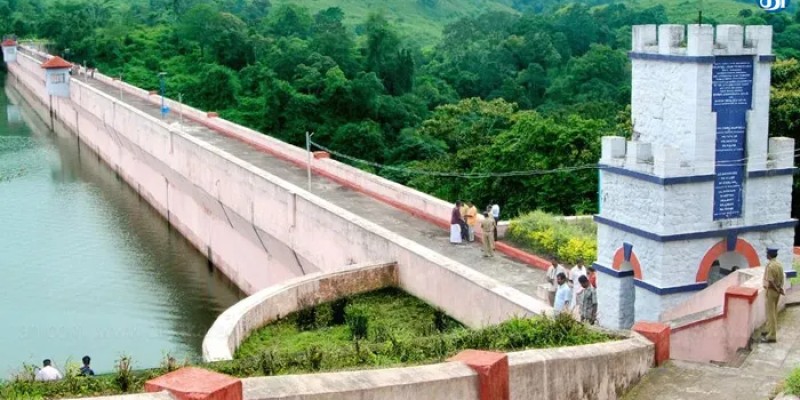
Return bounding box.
[1,0,799,220]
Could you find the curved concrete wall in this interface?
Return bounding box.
[240,336,653,400]
[9,49,548,331]
[203,262,398,362]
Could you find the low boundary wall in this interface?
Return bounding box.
[203,262,398,361]
[240,336,653,400]
[10,48,548,331]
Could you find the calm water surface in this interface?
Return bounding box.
[0,77,243,377]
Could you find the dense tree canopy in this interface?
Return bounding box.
[1,0,799,220]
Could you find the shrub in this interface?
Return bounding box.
[330,298,349,326]
[507,210,596,264]
[345,304,369,340]
[115,355,134,392]
[433,309,448,333]
[557,237,597,267]
[305,346,323,372]
[295,304,317,332]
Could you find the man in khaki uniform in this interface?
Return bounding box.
[481,211,496,257]
[761,247,785,343]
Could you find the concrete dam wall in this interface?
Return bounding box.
[8,48,546,328]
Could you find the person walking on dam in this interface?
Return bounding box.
[465,202,478,242]
[489,201,500,242]
[450,202,463,244]
[761,247,785,343]
[481,210,496,257]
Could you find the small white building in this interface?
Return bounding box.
[41,56,72,98]
[2,38,17,63]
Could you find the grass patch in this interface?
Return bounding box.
[506,210,596,264]
[227,287,613,376]
[784,367,800,395]
[236,288,461,359]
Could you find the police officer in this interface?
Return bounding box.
[481,211,496,257]
[761,247,785,343]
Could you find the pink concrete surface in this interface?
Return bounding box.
[145,367,242,400]
[670,285,760,363]
[661,269,746,321]
[108,72,552,271]
[449,350,510,400]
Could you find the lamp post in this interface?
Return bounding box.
[306,131,314,191]
[158,72,168,119]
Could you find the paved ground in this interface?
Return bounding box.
[624,300,800,400]
[70,73,548,298]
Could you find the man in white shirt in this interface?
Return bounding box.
[554,273,571,314]
[570,260,588,314]
[546,261,567,306]
[35,359,63,382]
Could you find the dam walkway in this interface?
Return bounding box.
[66,68,548,298]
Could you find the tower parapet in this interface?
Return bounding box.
[632,24,773,56]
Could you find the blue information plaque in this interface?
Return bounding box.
[712,56,753,220]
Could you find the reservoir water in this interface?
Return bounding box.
[0,77,243,377]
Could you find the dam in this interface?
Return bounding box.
[0,77,242,376]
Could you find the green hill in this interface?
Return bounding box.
[271,0,784,47]
[623,0,760,23]
[271,0,518,44]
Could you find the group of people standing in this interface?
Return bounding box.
[547,260,598,324]
[450,201,500,257]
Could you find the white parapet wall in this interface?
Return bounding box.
[9,48,549,333]
[240,336,654,400]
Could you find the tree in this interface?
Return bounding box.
[265,4,312,38]
[363,13,415,95]
[310,7,358,76]
[186,64,240,111]
[209,12,251,69]
[403,98,517,202]
[177,3,219,57]
[242,0,271,25]
[482,112,608,215]
[330,121,387,162]
[547,44,630,107]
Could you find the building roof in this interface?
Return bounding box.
[1,39,16,47]
[41,56,72,69]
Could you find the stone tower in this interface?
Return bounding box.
[595,24,796,330]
